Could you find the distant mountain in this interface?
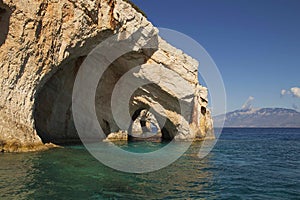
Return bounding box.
[213,108,300,128]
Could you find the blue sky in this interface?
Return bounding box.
[131,0,300,113]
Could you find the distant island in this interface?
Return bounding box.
[214,108,300,128]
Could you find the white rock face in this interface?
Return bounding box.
[0,0,213,152]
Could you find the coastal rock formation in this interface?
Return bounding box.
[0,0,213,152]
[104,130,128,142]
[130,109,161,135]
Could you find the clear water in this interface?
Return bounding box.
[0,128,299,199]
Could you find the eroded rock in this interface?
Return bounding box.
[104,130,128,142]
[0,0,214,152]
[130,109,161,135]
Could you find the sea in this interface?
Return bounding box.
[0,128,299,199]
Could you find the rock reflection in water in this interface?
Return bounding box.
[0,152,39,199]
[0,142,216,199]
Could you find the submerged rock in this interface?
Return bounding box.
[0,139,59,153]
[0,0,214,152]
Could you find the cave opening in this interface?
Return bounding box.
[34,49,178,144]
[0,1,12,46]
[201,106,206,115]
[128,108,163,142]
[127,83,181,141]
[33,45,180,144]
[33,57,83,144]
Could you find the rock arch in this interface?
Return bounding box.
[129,109,162,140]
[0,0,213,152]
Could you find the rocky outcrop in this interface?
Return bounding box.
[104,130,128,142]
[0,0,214,152]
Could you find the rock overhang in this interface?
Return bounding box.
[0,0,213,152]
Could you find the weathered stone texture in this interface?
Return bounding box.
[0,0,213,152]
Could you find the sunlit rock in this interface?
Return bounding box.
[0,0,214,152]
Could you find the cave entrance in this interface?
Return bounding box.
[33,50,164,144]
[128,109,163,142]
[0,1,12,46]
[33,57,84,144]
[33,41,180,144]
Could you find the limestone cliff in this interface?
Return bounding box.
[0,0,213,152]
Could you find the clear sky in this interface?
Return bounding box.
[131,0,300,113]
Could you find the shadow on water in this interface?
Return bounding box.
[0,142,216,199]
[2,128,299,199]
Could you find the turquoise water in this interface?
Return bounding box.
[0,128,299,199]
